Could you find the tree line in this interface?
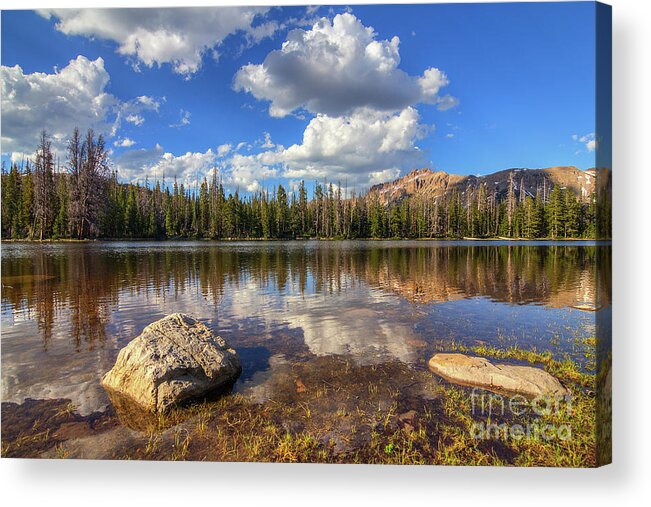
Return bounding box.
[2,129,610,240]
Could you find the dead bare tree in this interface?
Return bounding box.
[506,171,516,236]
[68,128,109,238]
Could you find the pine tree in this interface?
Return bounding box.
[390,204,402,237]
[21,162,34,238]
[53,174,69,238]
[276,184,289,238]
[33,130,55,240]
[1,126,603,242]
[545,186,565,239]
[125,186,138,237]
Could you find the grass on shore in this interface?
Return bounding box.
[3,345,603,467]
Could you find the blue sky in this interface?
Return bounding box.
[1,3,599,193]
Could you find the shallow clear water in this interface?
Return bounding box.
[1,240,609,416]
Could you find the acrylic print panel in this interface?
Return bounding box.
[0,2,611,466]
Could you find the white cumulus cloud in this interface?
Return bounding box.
[261,132,275,149]
[114,107,427,192]
[114,144,164,181]
[125,114,144,126]
[149,149,217,183]
[114,137,136,148]
[1,55,117,155]
[39,7,274,76]
[217,143,233,157]
[1,56,163,157]
[113,95,161,133]
[228,152,279,192]
[573,132,598,152]
[234,13,456,117]
[115,146,217,188]
[223,107,427,191]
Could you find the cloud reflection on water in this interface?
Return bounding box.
[1,241,608,414]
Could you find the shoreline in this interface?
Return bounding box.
[1,236,611,244]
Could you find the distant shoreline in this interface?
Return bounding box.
[1,236,611,243]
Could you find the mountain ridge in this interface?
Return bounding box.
[368,166,606,205]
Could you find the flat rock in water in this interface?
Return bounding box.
[101,313,241,412]
[428,353,568,398]
[571,302,601,312]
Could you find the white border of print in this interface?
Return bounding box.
[1,1,649,506]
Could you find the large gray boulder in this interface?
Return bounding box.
[428,353,568,398]
[101,314,241,412]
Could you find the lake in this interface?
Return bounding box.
[1,240,611,462]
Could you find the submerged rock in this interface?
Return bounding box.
[101,314,241,412]
[428,353,568,398]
